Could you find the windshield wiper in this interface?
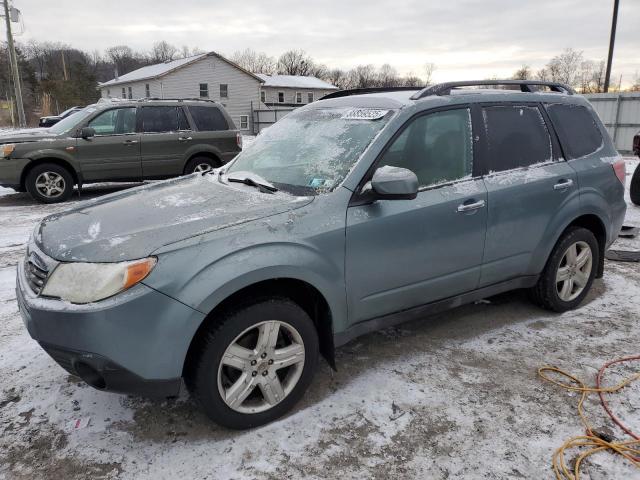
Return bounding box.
[226,171,278,193]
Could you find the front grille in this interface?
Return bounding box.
[25,255,49,295]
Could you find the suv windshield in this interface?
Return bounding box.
[48,107,94,135]
[226,106,392,194]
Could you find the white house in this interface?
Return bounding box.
[99,52,265,132]
[257,74,338,107]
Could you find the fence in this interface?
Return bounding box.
[252,107,295,134]
[584,93,640,153]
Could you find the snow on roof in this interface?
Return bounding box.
[100,52,264,87]
[257,74,338,90]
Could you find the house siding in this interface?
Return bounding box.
[100,55,262,132]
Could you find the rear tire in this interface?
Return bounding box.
[184,156,220,175]
[25,163,74,204]
[529,227,599,313]
[185,298,319,429]
[631,163,640,206]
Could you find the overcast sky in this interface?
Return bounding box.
[14,0,640,84]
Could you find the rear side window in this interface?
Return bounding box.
[189,106,229,131]
[483,105,552,172]
[546,104,603,159]
[141,106,184,133]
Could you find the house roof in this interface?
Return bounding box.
[100,52,265,88]
[256,74,338,90]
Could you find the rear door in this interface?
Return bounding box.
[345,107,488,324]
[139,105,192,178]
[479,103,579,286]
[77,107,141,182]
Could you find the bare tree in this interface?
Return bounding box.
[577,60,605,93]
[150,41,178,63]
[424,62,436,86]
[545,48,583,86]
[401,74,423,87]
[631,72,640,92]
[348,65,376,88]
[179,45,191,59]
[231,48,276,74]
[377,64,399,87]
[277,49,314,76]
[326,68,348,89]
[512,65,532,80]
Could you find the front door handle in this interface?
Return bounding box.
[178,136,192,141]
[553,179,574,190]
[123,140,138,145]
[457,199,486,213]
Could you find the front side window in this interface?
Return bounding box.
[227,107,392,194]
[141,106,184,133]
[189,106,228,131]
[483,105,552,172]
[307,92,314,103]
[88,107,137,136]
[220,84,228,98]
[278,91,284,103]
[200,83,209,98]
[296,92,302,103]
[546,104,603,159]
[379,108,473,188]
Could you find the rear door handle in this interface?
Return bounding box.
[553,179,574,190]
[457,199,486,213]
[123,140,138,145]
[178,136,192,141]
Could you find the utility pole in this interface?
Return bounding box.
[3,0,25,126]
[603,0,620,93]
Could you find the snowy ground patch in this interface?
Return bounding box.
[0,159,639,479]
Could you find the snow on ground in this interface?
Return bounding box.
[0,159,639,479]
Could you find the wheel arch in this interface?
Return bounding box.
[182,150,222,174]
[183,277,336,380]
[21,157,80,189]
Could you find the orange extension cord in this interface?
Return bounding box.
[538,356,640,480]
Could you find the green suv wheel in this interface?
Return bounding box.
[184,157,220,174]
[186,298,319,429]
[25,163,74,204]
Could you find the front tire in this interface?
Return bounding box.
[631,163,640,206]
[186,298,319,429]
[184,156,220,174]
[529,227,599,312]
[25,163,74,203]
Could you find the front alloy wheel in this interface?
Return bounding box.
[218,320,305,413]
[555,241,593,302]
[187,298,319,429]
[35,171,66,199]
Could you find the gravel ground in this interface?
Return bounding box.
[0,159,639,480]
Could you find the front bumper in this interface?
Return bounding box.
[17,255,206,397]
[0,157,30,188]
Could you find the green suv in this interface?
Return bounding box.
[0,98,242,203]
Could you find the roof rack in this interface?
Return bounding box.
[410,80,575,99]
[136,97,218,103]
[320,86,422,100]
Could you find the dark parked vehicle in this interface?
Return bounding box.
[0,98,241,203]
[632,131,640,205]
[38,106,83,128]
[18,81,626,429]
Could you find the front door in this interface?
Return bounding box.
[139,106,192,178]
[77,107,141,182]
[478,103,580,286]
[345,107,488,325]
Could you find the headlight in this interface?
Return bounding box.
[1,144,15,158]
[41,257,156,304]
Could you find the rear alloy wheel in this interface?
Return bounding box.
[186,299,319,429]
[25,163,74,203]
[529,227,599,312]
[184,156,219,175]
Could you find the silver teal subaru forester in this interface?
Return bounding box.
[17,80,626,429]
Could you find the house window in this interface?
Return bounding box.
[121,87,126,99]
[260,90,266,103]
[127,86,132,99]
[220,84,228,98]
[307,92,314,103]
[145,84,150,98]
[278,91,284,103]
[239,115,248,130]
[106,89,110,96]
[199,83,209,98]
[296,92,302,104]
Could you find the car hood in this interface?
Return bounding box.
[0,128,57,143]
[36,174,314,262]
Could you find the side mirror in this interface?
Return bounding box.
[370,166,419,200]
[80,127,95,139]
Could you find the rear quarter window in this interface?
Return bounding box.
[189,106,229,131]
[545,104,603,159]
